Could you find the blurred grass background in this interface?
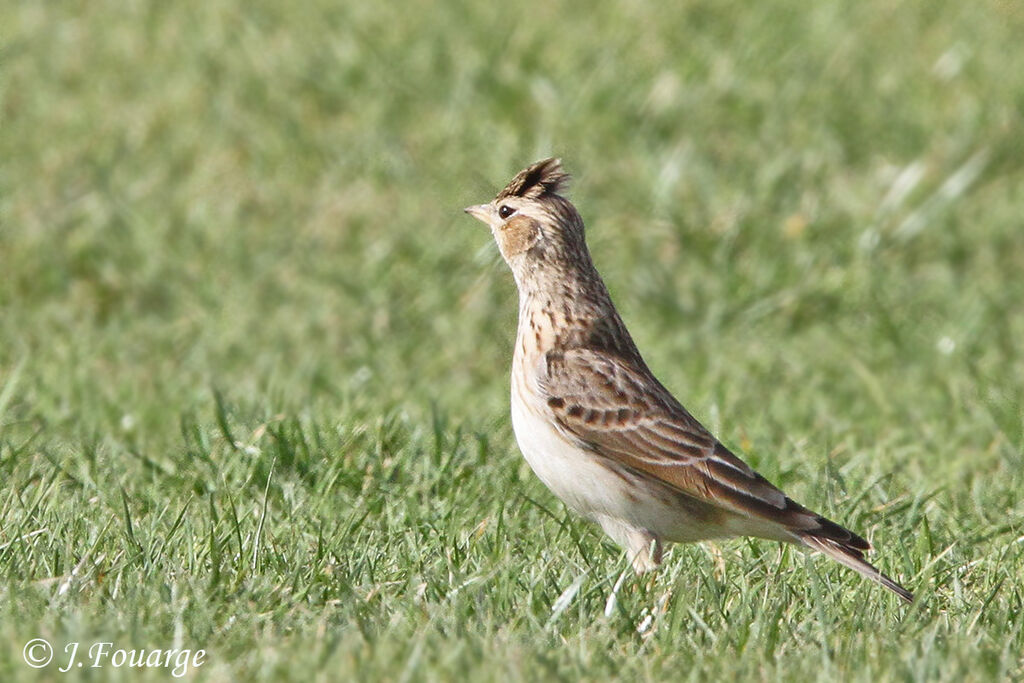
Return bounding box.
[2,0,1023,680]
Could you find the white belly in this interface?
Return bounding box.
[510,380,634,522]
[509,363,740,545]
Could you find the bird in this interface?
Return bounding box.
[464,157,913,603]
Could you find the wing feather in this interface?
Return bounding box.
[537,348,849,535]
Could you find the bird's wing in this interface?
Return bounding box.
[536,348,866,542]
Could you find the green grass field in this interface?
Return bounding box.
[3,0,1023,679]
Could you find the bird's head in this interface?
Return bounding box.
[464,158,589,282]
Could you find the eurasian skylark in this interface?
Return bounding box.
[465,158,913,603]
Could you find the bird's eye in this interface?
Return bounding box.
[498,205,516,219]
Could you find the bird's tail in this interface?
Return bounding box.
[798,532,914,603]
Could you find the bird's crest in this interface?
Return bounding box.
[495,158,570,201]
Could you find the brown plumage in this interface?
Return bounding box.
[465,158,913,603]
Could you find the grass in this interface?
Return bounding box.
[2,0,1023,679]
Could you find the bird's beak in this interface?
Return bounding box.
[463,204,490,224]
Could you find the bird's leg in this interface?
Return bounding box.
[630,536,663,575]
[598,517,665,615]
[597,515,662,574]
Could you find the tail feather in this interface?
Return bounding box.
[799,533,914,603]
